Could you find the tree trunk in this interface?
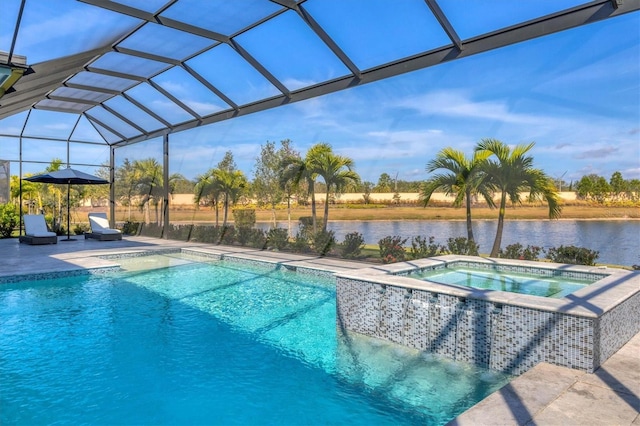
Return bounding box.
[465,189,474,242]
[310,183,317,234]
[215,198,219,227]
[144,199,150,224]
[490,192,507,257]
[222,193,229,227]
[323,188,330,232]
[287,197,292,238]
[271,205,277,228]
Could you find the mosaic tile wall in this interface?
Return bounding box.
[0,266,120,284]
[180,250,335,278]
[336,276,634,374]
[597,291,640,364]
[98,248,182,260]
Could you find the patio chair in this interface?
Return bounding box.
[19,214,58,245]
[85,212,122,241]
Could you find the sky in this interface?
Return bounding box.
[0,0,638,186]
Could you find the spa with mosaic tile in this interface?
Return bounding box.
[336,255,640,375]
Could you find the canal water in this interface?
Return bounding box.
[260,220,639,267]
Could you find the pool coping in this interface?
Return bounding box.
[0,243,368,284]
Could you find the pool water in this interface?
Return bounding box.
[418,267,592,298]
[0,255,511,425]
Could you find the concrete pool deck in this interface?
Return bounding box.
[0,236,638,425]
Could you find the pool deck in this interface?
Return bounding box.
[1,236,638,425]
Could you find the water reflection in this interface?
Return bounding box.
[258,220,639,266]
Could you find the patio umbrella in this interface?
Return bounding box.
[24,168,109,241]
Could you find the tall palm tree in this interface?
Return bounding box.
[476,139,561,257]
[214,168,248,227]
[278,151,304,237]
[279,144,331,233]
[420,147,494,243]
[113,159,138,221]
[308,144,360,232]
[194,169,222,226]
[133,158,163,224]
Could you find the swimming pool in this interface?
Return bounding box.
[417,266,592,298]
[0,253,511,425]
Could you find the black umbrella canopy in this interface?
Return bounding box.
[23,168,109,240]
[24,168,108,185]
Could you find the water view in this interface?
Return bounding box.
[261,220,639,267]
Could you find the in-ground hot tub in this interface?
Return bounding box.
[336,255,640,375]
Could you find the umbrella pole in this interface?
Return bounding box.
[63,182,75,241]
[67,183,70,239]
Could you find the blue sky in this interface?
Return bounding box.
[1,1,638,185]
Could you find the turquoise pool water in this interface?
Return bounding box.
[0,255,511,425]
[418,267,592,298]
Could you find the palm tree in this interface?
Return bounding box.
[112,159,138,221]
[279,144,331,233]
[133,158,163,224]
[476,139,561,257]
[420,147,494,242]
[278,151,304,237]
[308,144,360,232]
[214,168,248,227]
[194,170,222,226]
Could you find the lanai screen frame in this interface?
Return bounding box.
[0,0,638,233]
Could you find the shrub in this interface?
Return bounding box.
[138,223,163,238]
[311,229,336,256]
[220,225,236,245]
[443,237,479,256]
[248,228,267,249]
[236,227,253,246]
[165,224,192,241]
[409,235,443,259]
[190,225,221,243]
[379,235,407,264]
[499,243,544,261]
[546,245,599,266]
[122,221,141,235]
[290,231,311,253]
[73,223,89,235]
[190,225,227,243]
[0,204,19,238]
[298,216,324,239]
[341,232,365,259]
[266,227,289,250]
[232,209,256,228]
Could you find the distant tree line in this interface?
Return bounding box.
[575,172,640,203]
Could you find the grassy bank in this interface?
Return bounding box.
[117,204,640,223]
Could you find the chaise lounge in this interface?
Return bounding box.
[85,212,122,241]
[19,214,58,245]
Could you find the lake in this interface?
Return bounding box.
[260,220,639,267]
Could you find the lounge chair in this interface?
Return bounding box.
[19,214,58,245]
[85,212,122,241]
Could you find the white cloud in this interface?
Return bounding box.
[396,91,543,125]
[158,81,188,96]
[282,78,320,91]
[44,123,72,131]
[184,100,225,114]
